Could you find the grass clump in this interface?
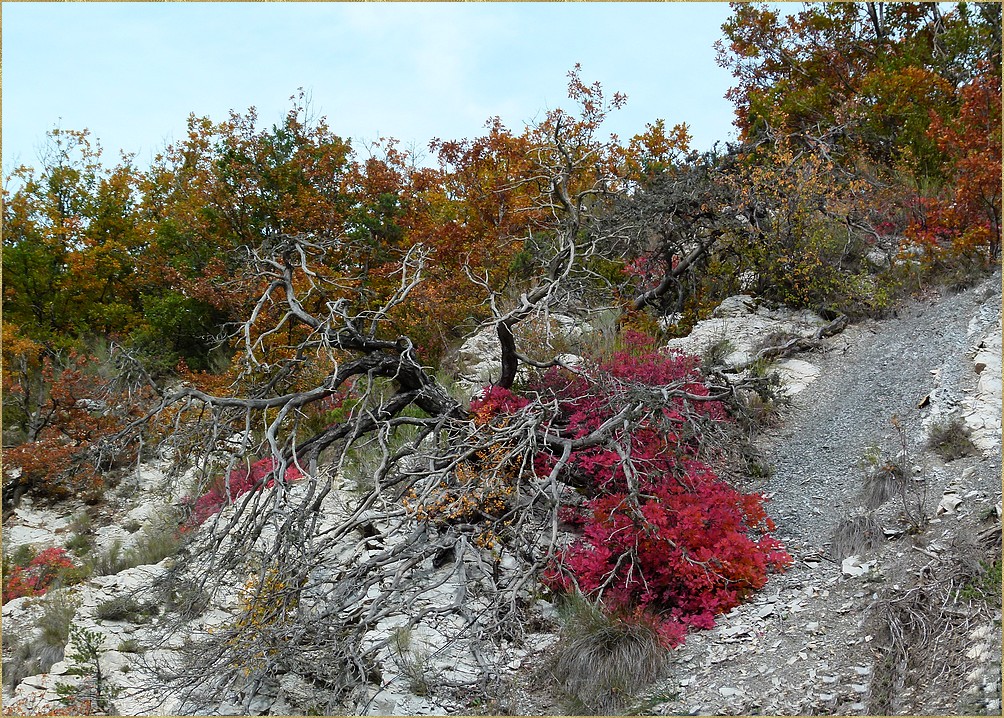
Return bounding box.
[859,444,906,511]
[95,595,159,623]
[701,337,736,373]
[550,595,669,715]
[828,511,885,560]
[2,591,80,690]
[116,638,145,654]
[959,559,1002,606]
[927,416,977,462]
[390,626,433,696]
[88,512,186,576]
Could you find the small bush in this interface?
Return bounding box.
[2,592,79,690]
[37,591,79,648]
[88,539,128,576]
[390,627,433,696]
[520,339,791,644]
[927,416,977,462]
[959,559,1002,606]
[551,595,669,715]
[95,596,159,623]
[64,532,93,557]
[128,520,186,566]
[116,638,144,654]
[68,511,93,536]
[2,547,83,603]
[734,379,787,430]
[701,336,735,373]
[866,416,929,532]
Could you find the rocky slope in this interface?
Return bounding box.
[630,272,1003,716]
[2,274,1000,716]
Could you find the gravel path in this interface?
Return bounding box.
[760,273,1002,558]
[639,273,1002,716]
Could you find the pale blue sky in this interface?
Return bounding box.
[2,2,741,174]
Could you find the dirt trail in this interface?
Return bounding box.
[639,275,1003,716]
[764,275,1001,558]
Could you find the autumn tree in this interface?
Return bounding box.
[2,129,148,344]
[717,2,1002,262]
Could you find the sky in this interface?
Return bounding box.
[2,2,741,175]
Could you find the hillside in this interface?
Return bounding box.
[2,4,1001,716]
[3,273,1000,716]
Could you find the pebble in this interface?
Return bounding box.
[756,604,775,619]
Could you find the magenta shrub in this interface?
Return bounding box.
[190,457,304,525]
[516,334,790,646]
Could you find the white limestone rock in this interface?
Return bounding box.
[454,313,590,391]
[2,498,73,550]
[665,295,828,393]
[774,358,821,396]
[966,314,1002,452]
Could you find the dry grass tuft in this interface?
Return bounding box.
[550,595,669,715]
[828,511,885,560]
[927,416,977,462]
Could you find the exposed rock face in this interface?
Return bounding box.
[774,358,822,396]
[665,295,829,394]
[454,313,589,393]
[922,285,1002,456]
[3,500,73,548]
[965,312,1002,452]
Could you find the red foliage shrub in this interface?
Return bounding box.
[3,349,155,505]
[2,547,77,603]
[470,385,530,425]
[189,457,304,525]
[526,336,791,646]
[906,67,1002,261]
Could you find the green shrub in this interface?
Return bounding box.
[959,559,1002,606]
[701,337,735,373]
[95,595,159,623]
[927,416,977,462]
[37,591,79,648]
[116,638,144,654]
[56,624,120,713]
[64,532,94,557]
